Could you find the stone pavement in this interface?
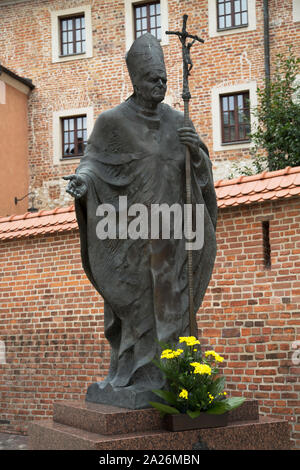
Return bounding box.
[0,432,28,450]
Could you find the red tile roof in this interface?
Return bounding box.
[0,166,299,240]
[215,165,300,208]
[0,206,77,240]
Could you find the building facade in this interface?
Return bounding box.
[0,0,299,213]
[0,166,299,447]
[0,64,34,216]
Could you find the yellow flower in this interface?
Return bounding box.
[179,336,200,347]
[205,350,224,363]
[190,363,212,375]
[179,389,188,400]
[173,348,184,357]
[161,348,183,359]
[161,349,175,359]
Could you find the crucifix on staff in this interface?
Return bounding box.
[166,15,205,338]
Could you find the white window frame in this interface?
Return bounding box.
[0,81,6,104]
[124,0,169,51]
[293,0,300,22]
[208,0,256,37]
[211,81,258,152]
[53,107,94,165]
[50,5,93,63]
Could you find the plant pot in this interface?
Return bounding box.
[163,412,228,432]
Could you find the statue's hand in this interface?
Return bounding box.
[63,174,88,199]
[178,127,202,159]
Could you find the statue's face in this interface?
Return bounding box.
[135,68,167,104]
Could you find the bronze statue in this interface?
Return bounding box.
[64,32,217,409]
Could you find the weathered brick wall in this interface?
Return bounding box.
[0,0,299,209]
[0,197,299,447]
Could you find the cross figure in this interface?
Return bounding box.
[166,15,205,338]
[166,14,204,102]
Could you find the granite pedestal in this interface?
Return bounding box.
[28,399,291,450]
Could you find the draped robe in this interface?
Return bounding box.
[75,98,218,408]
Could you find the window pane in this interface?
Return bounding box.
[76,29,81,41]
[142,6,147,16]
[225,15,232,27]
[136,7,141,19]
[68,43,74,54]
[157,15,161,27]
[69,119,74,131]
[237,94,244,108]
[150,4,155,15]
[68,19,72,29]
[235,13,241,25]
[75,17,81,28]
[225,2,231,14]
[229,96,234,110]
[63,44,68,55]
[230,127,236,141]
[222,96,228,111]
[150,16,156,28]
[242,12,248,24]
[224,127,231,142]
[156,27,161,40]
[68,31,73,42]
[218,3,224,15]
[235,0,241,12]
[156,3,160,14]
[241,0,247,10]
[223,113,229,125]
[219,16,225,28]
[142,18,147,29]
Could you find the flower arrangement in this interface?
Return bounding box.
[150,336,245,418]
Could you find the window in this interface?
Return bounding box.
[61,115,87,158]
[53,107,93,164]
[134,2,161,40]
[60,15,86,56]
[211,81,257,152]
[208,0,255,38]
[124,0,169,50]
[293,0,300,22]
[220,92,250,143]
[262,221,271,269]
[51,5,93,63]
[217,0,248,30]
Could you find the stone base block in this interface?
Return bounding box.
[28,399,290,450]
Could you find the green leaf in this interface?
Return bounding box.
[223,397,246,411]
[149,401,180,415]
[187,409,202,419]
[152,389,178,406]
[206,401,229,415]
[206,397,246,415]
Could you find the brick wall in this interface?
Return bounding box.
[0,196,299,448]
[0,0,299,209]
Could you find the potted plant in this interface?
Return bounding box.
[149,336,245,431]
